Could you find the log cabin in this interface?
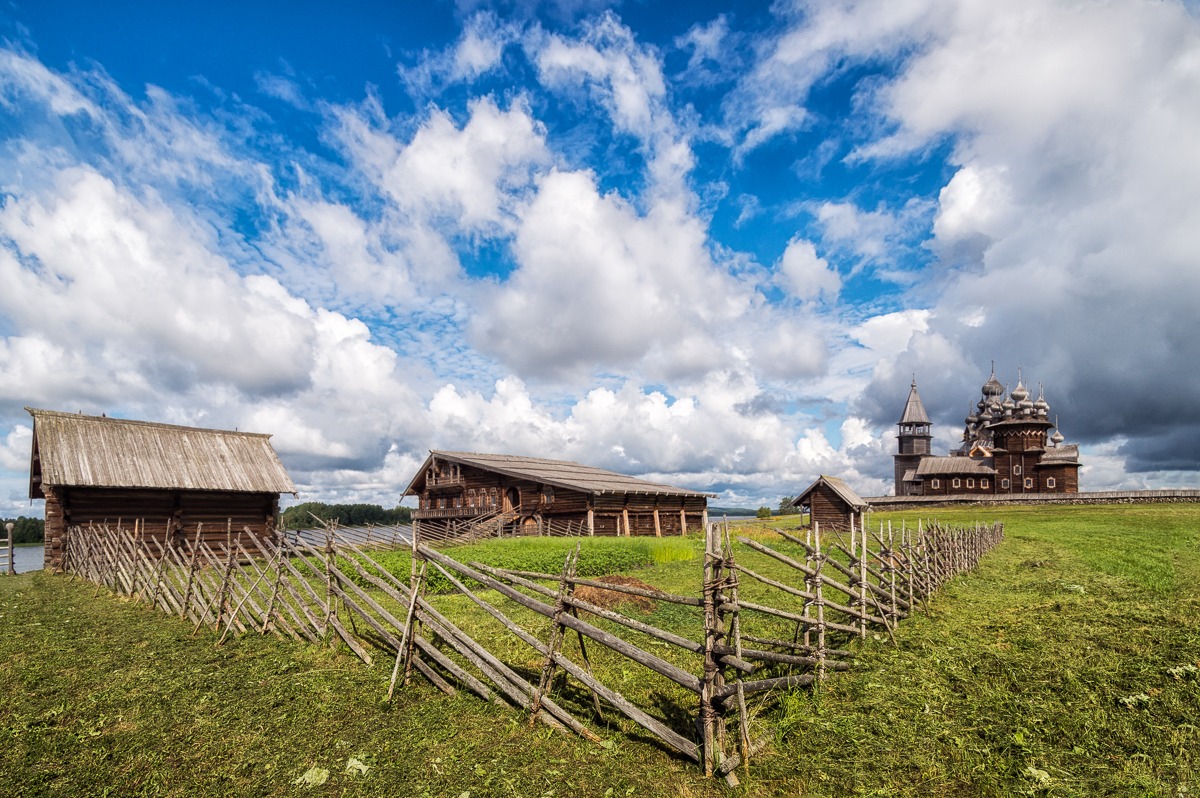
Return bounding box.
[789,475,868,532]
[404,451,713,541]
[894,368,1081,497]
[27,408,297,570]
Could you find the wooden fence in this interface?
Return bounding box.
[58,515,1003,783]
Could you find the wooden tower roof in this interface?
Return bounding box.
[898,378,931,425]
[27,408,297,498]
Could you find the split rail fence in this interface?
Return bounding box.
[58,515,1002,782]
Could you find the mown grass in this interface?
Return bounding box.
[1,503,1197,796]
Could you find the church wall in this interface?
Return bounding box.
[1037,464,1079,493]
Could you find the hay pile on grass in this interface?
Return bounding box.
[575,575,661,614]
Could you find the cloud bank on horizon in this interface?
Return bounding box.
[2,0,1199,511]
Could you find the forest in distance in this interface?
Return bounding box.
[1,516,44,544]
[279,502,413,530]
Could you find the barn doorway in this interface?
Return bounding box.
[504,488,520,513]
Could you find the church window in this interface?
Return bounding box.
[966,478,974,488]
[1001,479,1010,489]
[982,479,989,489]
[952,478,961,489]
[1047,477,1056,488]
[1013,465,1022,475]
[1024,478,1034,489]
[931,479,940,489]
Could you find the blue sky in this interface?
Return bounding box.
[3,0,1200,512]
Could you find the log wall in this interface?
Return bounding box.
[43,487,279,569]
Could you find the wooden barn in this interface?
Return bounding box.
[404,451,712,540]
[27,408,297,570]
[789,475,868,532]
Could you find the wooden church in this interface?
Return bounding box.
[893,368,1081,497]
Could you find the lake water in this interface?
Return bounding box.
[8,545,44,574]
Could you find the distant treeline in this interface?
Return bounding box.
[707,506,758,516]
[280,502,413,530]
[2,516,45,544]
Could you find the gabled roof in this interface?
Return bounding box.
[789,475,868,510]
[27,408,296,497]
[403,450,715,498]
[915,457,996,476]
[898,380,931,425]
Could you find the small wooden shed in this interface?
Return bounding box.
[789,475,868,532]
[27,408,297,570]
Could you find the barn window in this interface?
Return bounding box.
[1013,465,1022,475]
[981,479,989,488]
[1024,478,1034,489]
[966,478,974,488]
[543,485,554,504]
[1001,479,1010,489]
[1047,477,1056,488]
[931,479,940,489]
[952,478,961,489]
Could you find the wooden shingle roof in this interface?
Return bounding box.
[404,450,715,498]
[1041,444,1080,464]
[915,457,996,476]
[27,408,297,497]
[790,475,868,510]
[898,380,931,425]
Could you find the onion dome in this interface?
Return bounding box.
[966,403,979,426]
[1034,382,1050,416]
[1051,429,1064,446]
[1011,370,1029,403]
[982,366,1005,398]
[1001,387,1015,415]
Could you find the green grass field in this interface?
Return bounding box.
[1,503,1197,797]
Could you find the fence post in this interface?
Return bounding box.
[859,518,868,639]
[181,523,203,620]
[4,522,13,576]
[530,544,579,724]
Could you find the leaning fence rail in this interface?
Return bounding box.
[57,514,1002,783]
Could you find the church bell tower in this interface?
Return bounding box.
[894,377,932,496]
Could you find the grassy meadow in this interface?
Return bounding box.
[1,503,1197,797]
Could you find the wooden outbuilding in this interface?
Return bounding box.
[789,475,868,532]
[404,450,713,540]
[27,408,297,570]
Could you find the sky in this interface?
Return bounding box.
[2,0,1200,514]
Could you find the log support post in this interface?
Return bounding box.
[530,544,579,724]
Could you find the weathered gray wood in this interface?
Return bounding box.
[420,546,703,694]
[475,563,753,673]
[498,569,702,606]
[412,634,492,701]
[713,673,816,700]
[411,655,455,696]
[716,731,775,775]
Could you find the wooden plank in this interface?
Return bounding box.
[421,546,703,694]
